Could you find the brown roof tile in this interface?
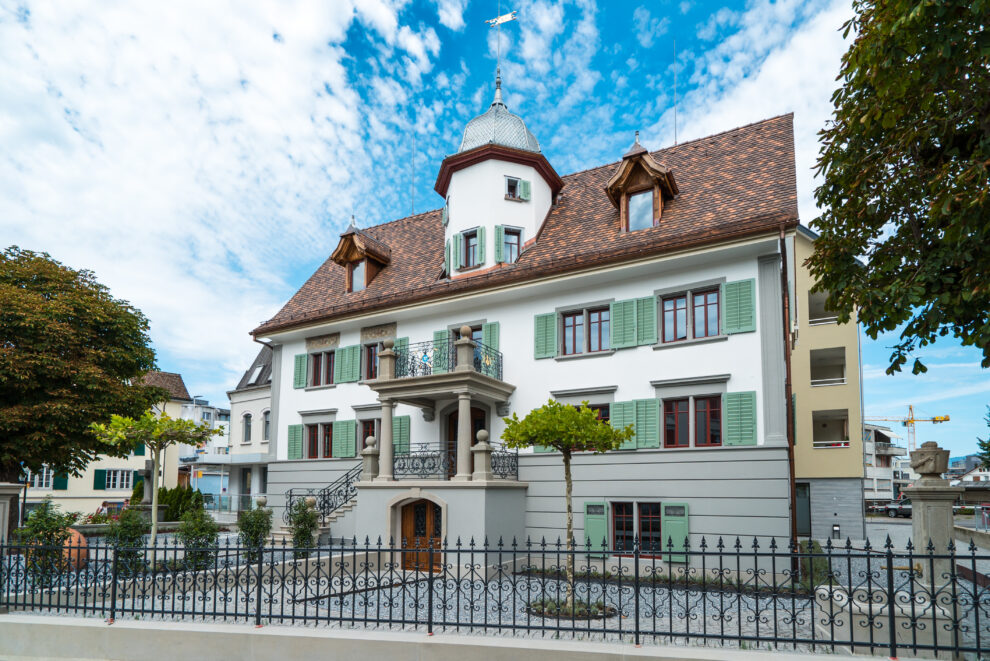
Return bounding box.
[254,114,798,336]
[138,371,191,401]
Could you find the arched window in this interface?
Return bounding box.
[263,411,271,441]
[243,414,252,443]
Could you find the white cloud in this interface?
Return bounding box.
[632,6,670,48]
[435,0,468,31]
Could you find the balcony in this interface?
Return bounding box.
[812,409,850,448]
[809,347,846,387]
[807,290,838,325]
[875,441,907,456]
[392,443,518,481]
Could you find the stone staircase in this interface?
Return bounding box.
[270,498,356,544]
[270,465,362,545]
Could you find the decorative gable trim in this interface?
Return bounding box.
[331,224,392,267]
[605,151,679,208]
[434,143,565,198]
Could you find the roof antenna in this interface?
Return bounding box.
[673,38,678,146]
[411,129,416,215]
[487,3,518,122]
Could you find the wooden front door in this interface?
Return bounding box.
[401,499,442,571]
[446,406,487,478]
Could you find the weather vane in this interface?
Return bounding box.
[485,3,517,80]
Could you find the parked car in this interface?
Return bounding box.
[884,499,912,518]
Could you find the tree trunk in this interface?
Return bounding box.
[150,446,161,547]
[563,450,575,609]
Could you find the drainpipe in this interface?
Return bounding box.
[779,224,798,544]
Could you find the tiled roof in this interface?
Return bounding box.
[254,114,798,336]
[138,371,191,401]
[233,346,273,392]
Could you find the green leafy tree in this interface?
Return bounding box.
[105,508,150,575]
[0,247,165,532]
[809,0,990,374]
[501,400,633,608]
[177,507,219,571]
[288,498,319,558]
[14,497,78,583]
[90,413,222,546]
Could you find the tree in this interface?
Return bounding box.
[809,0,990,374]
[90,412,222,545]
[0,247,165,532]
[976,406,990,469]
[501,400,633,609]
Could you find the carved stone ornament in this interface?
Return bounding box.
[306,333,339,351]
[910,441,950,480]
[360,322,397,343]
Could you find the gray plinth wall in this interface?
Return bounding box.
[801,477,866,541]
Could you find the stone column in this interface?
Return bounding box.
[471,430,493,481]
[376,398,395,481]
[454,325,476,372]
[454,392,473,481]
[379,339,396,380]
[902,441,963,584]
[362,438,380,481]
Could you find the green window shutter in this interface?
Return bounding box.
[432,330,450,373]
[445,239,450,276]
[635,296,658,345]
[611,401,637,450]
[610,299,637,348]
[349,345,363,382]
[133,442,145,456]
[477,226,486,265]
[494,225,504,263]
[634,399,660,448]
[336,345,361,383]
[584,502,609,556]
[661,503,690,562]
[482,321,500,350]
[392,415,411,455]
[52,472,69,491]
[723,279,756,334]
[333,420,356,457]
[725,391,757,446]
[293,354,308,389]
[287,424,303,460]
[533,444,553,453]
[534,313,557,359]
[133,470,143,486]
[394,336,409,355]
[442,203,448,226]
[452,233,462,270]
[92,469,106,491]
[520,180,532,201]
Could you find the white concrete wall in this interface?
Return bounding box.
[229,386,272,454]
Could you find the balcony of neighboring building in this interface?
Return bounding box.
[812,409,850,449]
[809,347,847,387]
[808,290,838,326]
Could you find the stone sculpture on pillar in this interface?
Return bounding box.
[902,441,963,583]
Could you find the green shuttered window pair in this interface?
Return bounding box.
[583,501,690,562]
[293,346,361,388]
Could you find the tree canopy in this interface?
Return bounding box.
[0,246,165,483]
[808,0,990,374]
[501,399,632,455]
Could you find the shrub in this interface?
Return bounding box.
[288,499,319,557]
[156,485,205,521]
[14,498,78,582]
[131,478,144,504]
[106,508,149,575]
[798,540,829,589]
[177,508,219,570]
[238,507,273,562]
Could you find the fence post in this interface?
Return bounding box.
[255,542,264,627]
[885,538,897,659]
[108,545,119,624]
[633,536,641,646]
[427,542,435,635]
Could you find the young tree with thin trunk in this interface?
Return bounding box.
[501,399,633,611]
[90,412,221,546]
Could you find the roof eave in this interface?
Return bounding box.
[434,144,565,198]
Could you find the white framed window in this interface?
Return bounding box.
[243,413,253,443]
[28,466,54,489]
[105,469,133,490]
[263,410,271,441]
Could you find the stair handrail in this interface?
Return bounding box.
[283,463,363,524]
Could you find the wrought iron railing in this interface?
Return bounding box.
[394,339,455,378]
[283,464,361,524]
[393,444,451,480]
[3,535,990,657]
[473,342,503,380]
[491,446,518,480]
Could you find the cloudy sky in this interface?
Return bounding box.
[1,0,986,453]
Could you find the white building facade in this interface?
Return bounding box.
[255,83,801,559]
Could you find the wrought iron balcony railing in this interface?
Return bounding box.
[392,443,518,480]
[393,339,503,381]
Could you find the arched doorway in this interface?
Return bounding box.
[446,406,487,478]
[400,499,442,571]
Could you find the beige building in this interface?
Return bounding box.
[790,226,869,539]
[23,372,188,516]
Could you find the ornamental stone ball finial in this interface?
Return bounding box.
[383,338,394,349]
[476,429,489,444]
[460,325,472,339]
[365,436,377,449]
[304,496,317,509]
[910,441,950,481]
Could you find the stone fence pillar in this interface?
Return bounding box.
[362,437,380,481]
[471,430,493,481]
[902,441,963,584]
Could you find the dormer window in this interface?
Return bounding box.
[505,176,531,202]
[605,135,678,233]
[628,190,654,231]
[349,259,366,292]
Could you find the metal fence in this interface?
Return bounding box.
[2,535,989,657]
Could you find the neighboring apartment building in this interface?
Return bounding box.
[948,454,982,478]
[224,346,274,510]
[892,455,917,498]
[251,79,800,559]
[862,424,908,505]
[951,467,990,486]
[789,226,870,539]
[23,371,188,515]
[176,398,231,496]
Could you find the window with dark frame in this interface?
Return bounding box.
[664,398,690,447]
[662,295,688,343]
[307,424,320,459]
[588,307,610,352]
[309,350,335,387]
[243,414,252,443]
[612,502,635,552]
[505,177,520,199]
[638,503,663,554]
[364,343,379,380]
[503,228,521,263]
[693,290,720,338]
[263,411,270,441]
[349,260,366,292]
[562,312,584,355]
[695,396,722,447]
[322,424,333,458]
[361,419,378,448]
[463,230,479,267]
[590,404,610,423]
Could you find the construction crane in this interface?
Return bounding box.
[864,405,950,452]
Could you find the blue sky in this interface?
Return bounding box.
[1,0,986,454]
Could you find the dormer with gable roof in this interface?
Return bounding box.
[606,132,679,233]
[434,74,563,278]
[330,220,391,292]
